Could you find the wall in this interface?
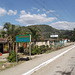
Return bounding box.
[34,41,50,47]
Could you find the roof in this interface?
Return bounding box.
[40,38,59,41]
[0,38,7,43]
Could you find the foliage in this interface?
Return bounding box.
[71,28,75,41]
[46,45,49,48]
[7,51,19,62]
[39,45,46,53]
[31,45,47,55]
[0,22,74,41]
[18,47,24,53]
[28,27,41,42]
[31,47,41,55]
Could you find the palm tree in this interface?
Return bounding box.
[28,27,41,42]
[0,30,6,38]
[3,22,21,51]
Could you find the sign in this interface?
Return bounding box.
[50,35,58,38]
[16,34,30,42]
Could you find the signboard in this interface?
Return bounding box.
[16,34,30,42]
[16,34,31,61]
[50,35,58,38]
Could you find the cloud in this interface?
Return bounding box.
[0,7,17,16]
[50,21,75,30]
[46,10,56,13]
[37,9,40,12]
[42,8,46,11]
[0,26,3,30]
[0,7,7,16]
[7,10,17,15]
[16,10,57,25]
[31,7,37,11]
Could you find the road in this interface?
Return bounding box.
[0,43,75,75]
[31,44,75,75]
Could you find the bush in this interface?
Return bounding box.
[46,45,49,48]
[7,51,19,62]
[18,47,24,53]
[24,47,29,55]
[40,45,45,48]
[40,47,46,53]
[31,47,41,55]
[40,45,46,54]
[31,48,37,55]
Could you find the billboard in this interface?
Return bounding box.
[50,35,58,38]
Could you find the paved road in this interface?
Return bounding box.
[0,43,75,75]
[31,45,75,75]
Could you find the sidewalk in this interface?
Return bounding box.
[0,53,8,62]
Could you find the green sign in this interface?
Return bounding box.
[16,34,30,42]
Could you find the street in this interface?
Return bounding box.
[0,44,75,75]
[31,44,75,75]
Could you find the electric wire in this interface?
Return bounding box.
[33,0,73,29]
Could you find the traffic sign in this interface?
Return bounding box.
[16,34,30,42]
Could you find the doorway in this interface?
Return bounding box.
[0,43,3,53]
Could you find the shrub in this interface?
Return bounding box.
[31,47,41,55]
[18,47,24,53]
[46,45,49,48]
[40,46,46,54]
[24,47,29,55]
[7,51,19,62]
[40,45,45,48]
[36,48,41,54]
[31,48,37,55]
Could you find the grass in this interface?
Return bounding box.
[0,61,7,71]
[0,61,25,71]
[46,44,71,54]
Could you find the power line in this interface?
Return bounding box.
[34,0,63,21]
[54,0,74,20]
[33,0,73,29]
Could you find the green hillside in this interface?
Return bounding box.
[26,25,60,38]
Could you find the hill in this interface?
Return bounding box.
[26,25,60,38]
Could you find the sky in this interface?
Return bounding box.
[0,0,75,30]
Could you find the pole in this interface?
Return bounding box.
[16,42,18,63]
[29,35,31,59]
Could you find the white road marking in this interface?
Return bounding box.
[22,45,75,75]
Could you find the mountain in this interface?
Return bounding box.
[25,25,60,38]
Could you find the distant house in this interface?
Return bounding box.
[0,38,11,53]
[33,38,59,47]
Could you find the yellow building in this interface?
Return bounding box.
[0,38,9,53]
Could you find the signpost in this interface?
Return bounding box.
[16,34,31,63]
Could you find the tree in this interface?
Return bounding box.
[72,28,75,41]
[0,30,6,38]
[28,27,41,42]
[3,22,21,51]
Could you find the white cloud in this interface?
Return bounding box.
[31,7,37,11]
[50,21,75,30]
[7,10,17,15]
[46,10,56,13]
[42,8,46,11]
[37,9,40,12]
[0,7,17,16]
[0,26,3,30]
[16,10,57,25]
[0,7,7,16]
